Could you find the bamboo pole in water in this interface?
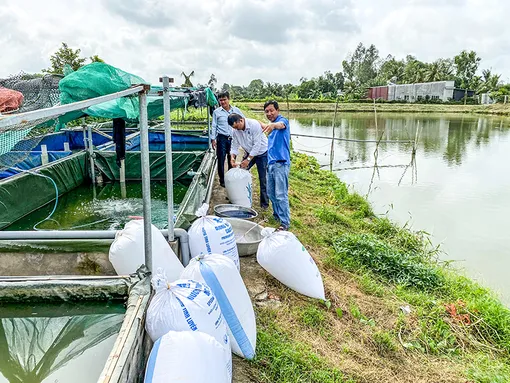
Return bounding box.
[329,97,339,171]
[373,98,378,131]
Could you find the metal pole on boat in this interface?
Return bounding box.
[139,86,153,272]
[161,76,175,242]
[87,125,96,185]
[82,118,88,151]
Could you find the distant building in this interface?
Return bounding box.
[480,93,494,105]
[453,88,476,101]
[368,81,474,102]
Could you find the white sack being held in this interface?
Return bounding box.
[188,204,240,270]
[225,167,252,207]
[145,274,230,350]
[256,229,325,300]
[144,330,232,383]
[181,253,256,359]
[109,219,183,280]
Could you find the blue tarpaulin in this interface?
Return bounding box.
[0,151,72,178]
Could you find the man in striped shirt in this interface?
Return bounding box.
[211,91,243,187]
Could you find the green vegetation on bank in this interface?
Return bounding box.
[239,151,510,383]
[239,101,510,116]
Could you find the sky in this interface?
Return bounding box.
[1,0,509,87]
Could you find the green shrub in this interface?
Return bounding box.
[329,233,444,291]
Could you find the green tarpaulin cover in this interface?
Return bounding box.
[94,151,205,181]
[0,152,88,230]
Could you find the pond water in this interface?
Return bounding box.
[0,301,125,383]
[6,181,188,231]
[289,112,510,304]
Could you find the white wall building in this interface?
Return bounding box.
[388,81,455,102]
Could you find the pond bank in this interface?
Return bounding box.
[240,101,510,116]
[231,151,510,383]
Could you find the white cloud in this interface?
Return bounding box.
[1,0,509,86]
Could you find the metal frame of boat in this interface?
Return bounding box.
[0,79,217,382]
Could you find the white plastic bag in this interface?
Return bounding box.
[145,274,230,350]
[188,204,240,270]
[256,229,325,300]
[225,167,252,207]
[144,330,232,383]
[181,253,256,359]
[109,220,183,280]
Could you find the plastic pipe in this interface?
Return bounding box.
[0,228,191,267]
[174,228,190,266]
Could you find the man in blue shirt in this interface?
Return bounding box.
[262,100,291,230]
[211,91,243,187]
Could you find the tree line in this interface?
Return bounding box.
[215,43,509,102]
[40,42,510,103]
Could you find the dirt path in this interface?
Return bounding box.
[208,168,279,382]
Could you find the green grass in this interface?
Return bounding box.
[356,273,386,297]
[466,354,510,383]
[300,305,327,328]
[348,302,375,327]
[327,229,510,358]
[329,233,444,291]
[372,331,398,354]
[169,106,209,121]
[252,309,355,383]
[241,101,510,116]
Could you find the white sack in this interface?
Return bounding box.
[181,253,256,359]
[188,204,240,270]
[145,274,230,350]
[144,330,232,383]
[256,229,325,300]
[225,167,252,207]
[109,219,183,280]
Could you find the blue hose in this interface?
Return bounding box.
[10,167,61,231]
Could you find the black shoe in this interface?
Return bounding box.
[220,183,225,187]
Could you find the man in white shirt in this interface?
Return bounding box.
[227,113,269,209]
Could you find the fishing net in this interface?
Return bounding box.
[0,72,61,113]
[0,73,62,172]
[0,118,59,179]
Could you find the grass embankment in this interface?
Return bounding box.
[238,152,510,382]
[240,101,510,116]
